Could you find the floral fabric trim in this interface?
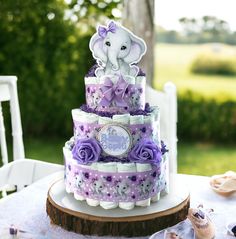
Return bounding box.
[65,158,167,202]
[73,121,156,146]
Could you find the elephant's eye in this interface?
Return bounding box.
[121,45,127,50]
[105,41,111,47]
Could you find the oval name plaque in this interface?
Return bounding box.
[97,124,132,157]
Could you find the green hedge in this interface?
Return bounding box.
[190,54,236,75]
[0,1,121,139]
[178,92,236,142]
[0,1,116,138]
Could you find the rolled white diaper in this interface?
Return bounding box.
[84,76,99,85]
[135,76,146,85]
[72,109,92,123]
[161,155,170,196]
[149,112,161,145]
[72,110,99,139]
[98,116,113,125]
[97,162,118,209]
[79,112,99,124]
[117,163,136,210]
[112,114,130,124]
[87,113,99,124]
[130,115,144,125]
[136,163,152,207]
[151,192,161,202]
[74,193,85,201]
[143,114,154,124]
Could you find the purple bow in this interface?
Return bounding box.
[99,76,129,107]
[98,21,117,38]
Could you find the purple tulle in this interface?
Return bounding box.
[80,103,153,117]
[161,141,169,155]
[137,66,146,76]
[99,156,131,163]
[85,64,98,77]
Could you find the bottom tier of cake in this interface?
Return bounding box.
[63,145,169,210]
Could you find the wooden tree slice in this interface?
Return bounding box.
[46,178,190,237]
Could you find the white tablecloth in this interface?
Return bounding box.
[0,172,235,239]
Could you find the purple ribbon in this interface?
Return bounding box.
[99,76,129,107]
[98,21,117,38]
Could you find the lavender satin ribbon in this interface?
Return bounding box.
[98,21,117,38]
[99,76,129,107]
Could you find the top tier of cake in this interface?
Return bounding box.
[86,21,147,114]
[85,74,146,113]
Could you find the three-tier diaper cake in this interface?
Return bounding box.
[63,21,169,210]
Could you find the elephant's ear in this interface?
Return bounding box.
[123,34,146,64]
[89,33,107,66]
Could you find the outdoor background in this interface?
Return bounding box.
[0,0,235,176]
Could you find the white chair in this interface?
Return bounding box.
[0,76,63,195]
[146,82,177,173]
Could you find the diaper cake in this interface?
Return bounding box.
[63,21,169,210]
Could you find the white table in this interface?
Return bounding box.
[0,172,235,239]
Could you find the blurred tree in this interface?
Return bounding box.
[0,0,120,138]
[201,16,230,36]
[157,15,236,45]
[122,0,155,85]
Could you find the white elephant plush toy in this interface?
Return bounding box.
[89,21,146,77]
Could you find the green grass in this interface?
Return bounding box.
[178,141,236,176]
[154,43,236,101]
[22,137,236,177]
[24,137,65,165]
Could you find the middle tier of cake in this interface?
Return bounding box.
[72,107,160,159]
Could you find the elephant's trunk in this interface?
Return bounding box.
[108,49,119,71]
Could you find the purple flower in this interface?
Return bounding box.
[152,171,157,178]
[79,125,84,132]
[129,139,162,164]
[85,64,98,77]
[141,127,146,133]
[106,176,112,182]
[130,175,137,182]
[161,141,169,155]
[72,138,101,164]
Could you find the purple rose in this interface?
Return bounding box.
[129,139,162,164]
[72,138,101,164]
